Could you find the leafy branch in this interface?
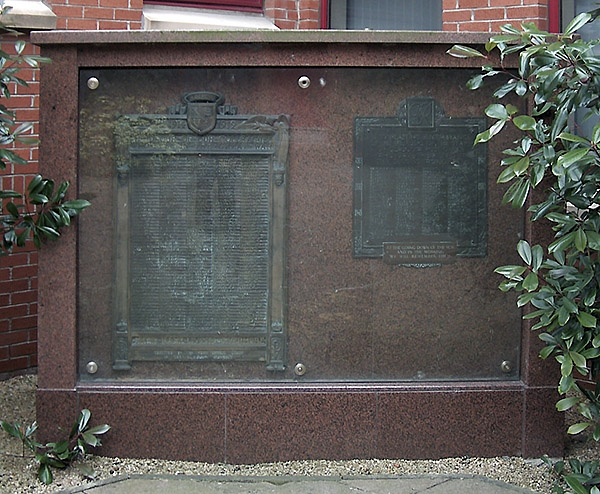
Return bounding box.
[0,13,89,254]
[1,409,110,484]
[450,12,600,494]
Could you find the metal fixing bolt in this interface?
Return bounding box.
[86,361,99,374]
[500,360,513,373]
[87,77,100,90]
[294,362,306,376]
[297,76,311,89]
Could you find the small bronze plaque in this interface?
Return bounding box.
[353,97,487,260]
[112,93,289,371]
[383,241,457,265]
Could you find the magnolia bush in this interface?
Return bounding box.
[449,13,600,494]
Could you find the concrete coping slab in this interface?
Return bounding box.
[30,29,495,46]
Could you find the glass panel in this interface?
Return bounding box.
[346,0,442,30]
[78,67,523,383]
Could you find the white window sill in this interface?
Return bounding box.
[143,5,278,30]
[0,0,56,30]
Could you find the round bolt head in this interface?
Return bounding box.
[298,76,311,89]
[86,361,99,374]
[500,360,513,373]
[87,77,100,90]
[294,362,306,376]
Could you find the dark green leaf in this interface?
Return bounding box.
[447,45,485,58]
[531,245,543,272]
[556,396,580,411]
[0,190,22,199]
[28,193,48,205]
[562,297,578,314]
[570,351,586,369]
[564,12,592,35]
[548,231,576,254]
[5,202,19,219]
[467,74,484,90]
[558,132,589,144]
[575,228,587,252]
[551,106,569,142]
[517,240,532,265]
[587,231,600,250]
[49,439,69,454]
[87,424,110,435]
[558,148,590,168]
[51,181,69,202]
[503,179,530,208]
[561,354,573,376]
[78,409,91,432]
[485,104,509,120]
[1,421,19,438]
[36,226,59,239]
[559,305,571,326]
[16,227,30,247]
[81,431,98,447]
[27,174,43,194]
[513,156,530,175]
[490,33,521,42]
[38,463,52,485]
[523,272,539,291]
[564,475,589,494]
[559,374,574,393]
[512,115,536,130]
[515,80,528,96]
[497,167,516,183]
[474,128,492,145]
[539,345,556,359]
[62,199,91,212]
[46,456,67,468]
[577,311,597,328]
[567,422,592,435]
[494,265,527,279]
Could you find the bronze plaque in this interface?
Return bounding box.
[353,97,487,261]
[112,93,289,371]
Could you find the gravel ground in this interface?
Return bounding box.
[0,374,598,494]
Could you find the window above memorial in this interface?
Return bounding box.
[142,0,276,30]
[144,0,262,12]
[329,0,442,30]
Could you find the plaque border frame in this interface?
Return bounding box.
[352,97,488,260]
[112,110,289,371]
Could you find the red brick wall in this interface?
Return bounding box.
[0,0,551,377]
[265,0,320,29]
[443,0,548,31]
[0,39,40,376]
[53,0,143,29]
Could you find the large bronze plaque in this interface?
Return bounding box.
[112,93,289,371]
[353,97,487,260]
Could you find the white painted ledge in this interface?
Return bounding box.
[0,0,56,30]
[142,5,278,31]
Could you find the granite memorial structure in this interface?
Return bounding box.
[32,30,563,462]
